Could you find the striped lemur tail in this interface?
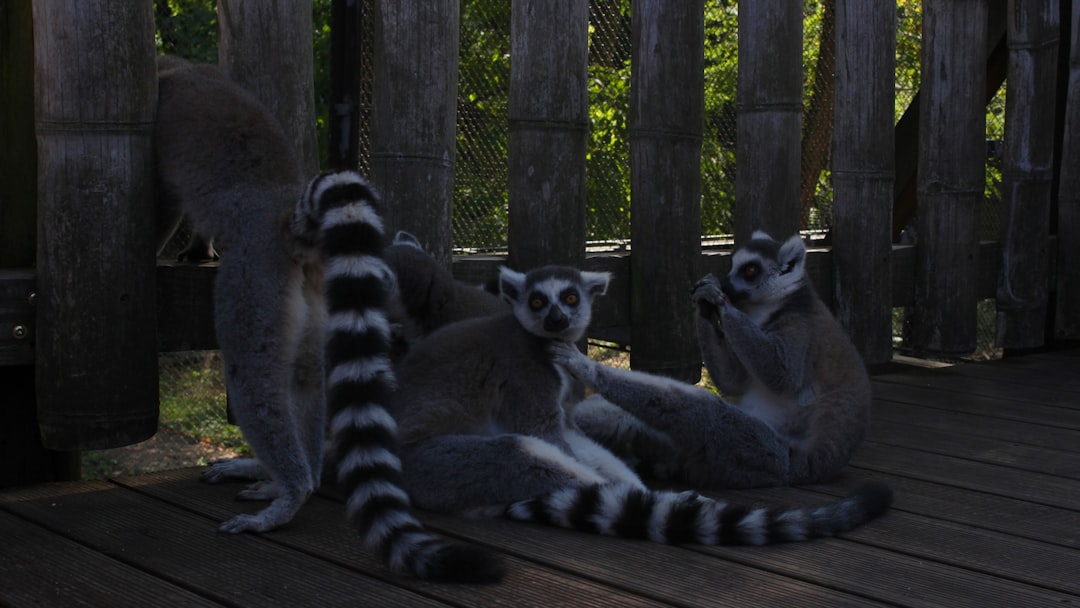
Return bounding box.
[507,482,892,545]
[293,171,505,583]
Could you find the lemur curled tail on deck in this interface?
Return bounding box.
[154,57,502,583]
[558,231,875,489]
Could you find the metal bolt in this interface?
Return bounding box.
[12,325,28,340]
[27,291,37,305]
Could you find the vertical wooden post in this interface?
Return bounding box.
[735,1,802,243]
[629,0,703,381]
[33,0,159,449]
[507,0,589,271]
[218,0,319,176]
[370,0,460,266]
[911,0,987,356]
[1056,0,1080,340]
[831,0,895,365]
[997,0,1060,349]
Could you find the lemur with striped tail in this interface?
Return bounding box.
[389,264,892,545]
[154,58,502,583]
[555,231,875,489]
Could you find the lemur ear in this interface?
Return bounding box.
[392,230,424,251]
[750,229,774,242]
[580,271,611,297]
[498,266,526,303]
[777,235,807,275]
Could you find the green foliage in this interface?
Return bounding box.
[158,353,248,453]
[454,0,512,250]
[312,0,333,169]
[896,0,923,117]
[154,0,217,62]
[702,3,739,236]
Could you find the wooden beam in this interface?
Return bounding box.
[218,0,319,176]
[1055,0,1080,339]
[507,0,589,270]
[32,0,159,450]
[628,0,704,381]
[911,0,988,356]
[997,0,1061,349]
[735,1,802,242]
[832,0,896,365]
[369,0,460,266]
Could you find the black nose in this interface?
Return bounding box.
[544,308,569,332]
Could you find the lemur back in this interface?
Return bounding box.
[556,231,876,489]
[383,230,507,358]
[154,59,502,583]
[390,265,891,544]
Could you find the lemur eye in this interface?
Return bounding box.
[529,295,547,311]
[562,291,579,306]
[740,263,761,280]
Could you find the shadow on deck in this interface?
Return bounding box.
[2,349,1078,607]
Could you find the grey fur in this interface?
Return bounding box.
[156,58,321,532]
[392,265,640,517]
[154,60,502,582]
[383,230,507,357]
[560,232,874,487]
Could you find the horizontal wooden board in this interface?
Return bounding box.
[0,348,1077,608]
[0,509,222,608]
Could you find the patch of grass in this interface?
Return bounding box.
[80,451,119,480]
[158,352,249,454]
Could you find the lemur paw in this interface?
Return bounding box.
[691,274,725,323]
[201,458,268,484]
[549,341,597,383]
[217,493,310,534]
[236,480,284,502]
[692,274,728,318]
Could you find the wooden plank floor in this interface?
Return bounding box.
[2,348,1078,607]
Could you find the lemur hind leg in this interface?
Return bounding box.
[201,457,269,484]
[210,254,319,533]
[401,434,632,518]
[571,395,680,479]
[552,342,792,488]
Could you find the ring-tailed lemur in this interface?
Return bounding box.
[390,264,892,545]
[556,231,874,489]
[155,58,503,583]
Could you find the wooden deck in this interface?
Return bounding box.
[2,348,1078,607]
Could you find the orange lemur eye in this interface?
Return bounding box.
[563,292,579,306]
[529,295,547,310]
[740,263,761,280]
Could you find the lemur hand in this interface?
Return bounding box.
[549,341,598,385]
[692,273,728,319]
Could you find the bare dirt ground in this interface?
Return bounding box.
[83,427,240,479]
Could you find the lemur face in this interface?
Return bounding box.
[723,231,807,309]
[499,266,610,342]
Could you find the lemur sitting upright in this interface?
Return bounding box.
[155,57,502,583]
[556,231,873,488]
[391,264,891,545]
